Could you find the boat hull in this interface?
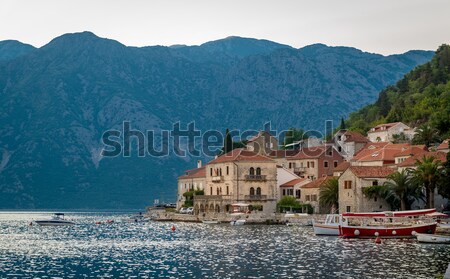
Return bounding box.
[230,220,246,226]
[35,221,75,226]
[313,223,339,236]
[340,223,436,238]
[416,233,450,243]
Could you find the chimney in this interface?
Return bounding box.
[197,160,202,168]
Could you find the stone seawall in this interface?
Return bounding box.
[147,208,327,225]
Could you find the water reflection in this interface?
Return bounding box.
[0,212,449,278]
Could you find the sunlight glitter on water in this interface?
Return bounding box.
[0,212,449,278]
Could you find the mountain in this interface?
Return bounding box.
[346,44,450,139]
[0,31,435,209]
[0,40,36,61]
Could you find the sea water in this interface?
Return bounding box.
[0,212,449,278]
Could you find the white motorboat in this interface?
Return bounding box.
[313,214,340,236]
[35,213,75,226]
[230,219,246,226]
[416,233,450,243]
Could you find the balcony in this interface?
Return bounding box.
[211,176,224,182]
[194,195,232,202]
[244,195,268,201]
[294,167,305,173]
[245,175,266,181]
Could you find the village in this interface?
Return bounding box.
[150,122,450,224]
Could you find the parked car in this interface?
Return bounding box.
[179,207,188,214]
[186,207,194,214]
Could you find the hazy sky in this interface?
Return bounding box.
[1,0,449,55]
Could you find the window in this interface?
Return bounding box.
[256,187,262,195]
[210,168,213,176]
[372,180,378,186]
[289,163,292,168]
[210,187,212,195]
[226,186,229,195]
[226,166,229,175]
[338,146,342,152]
[307,162,310,168]
[346,206,351,213]
[334,161,338,168]
[305,195,311,201]
[249,167,255,175]
[256,167,261,175]
[250,187,255,195]
[219,168,222,176]
[282,189,286,196]
[310,161,315,168]
[312,195,317,202]
[216,188,219,195]
[344,181,352,189]
[296,190,301,199]
[324,161,329,168]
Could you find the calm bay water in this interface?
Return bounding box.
[0,212,449,278]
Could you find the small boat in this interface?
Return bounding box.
[230,219,246,226]
[339,208,437,238]
[313,214,340,235]
[203,220,220,224]
[416,233,450,244]
[35,213,75,226]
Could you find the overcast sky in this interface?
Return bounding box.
[1,0,449,55]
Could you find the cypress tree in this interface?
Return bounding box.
[339,117,346,130]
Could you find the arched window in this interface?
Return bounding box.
[256,167,261,175]
[256,187,261,196]
[249,167,255,175]
[250,187,255,195]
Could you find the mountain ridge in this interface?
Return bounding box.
[0,31,436,209]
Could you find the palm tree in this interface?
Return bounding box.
[319,177,339,213]
[412,125,441,147]
[383,169,422,210]
[412,156,443,209]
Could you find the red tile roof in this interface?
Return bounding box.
[334,161,350,172]
[208,148,274,164]
[349,166,395,178]
[368,122,402,133]
[301,176,334,189]
[178,166,206,179]
[343,131,369,143]
[437,139,449,151]
[398,151,448,167]
[393,145,428,157]
[280,178,308,187]
[352,142,411,163]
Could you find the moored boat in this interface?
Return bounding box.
[230,219,246,226]
[35,213,75,226]
[203,220,220,224]
[416,233,450,244]
[339,208,437,238]
[313,214,340,235]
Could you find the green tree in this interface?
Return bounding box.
[222,128,233,154]
[383,170,422,210]
[438,152,450,200]
[362,184,399,210]
[282,128,307,149]
[412,156,443,209]
[412,125,441,147]
[339,117,346,130]
[319,177,339,213]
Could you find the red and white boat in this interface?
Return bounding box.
[339,208,437,238]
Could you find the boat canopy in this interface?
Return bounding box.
[342,208,436,218]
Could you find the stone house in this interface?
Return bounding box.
[333,130,369,161]
[193,148,278,215]
[338,166,394,213]
[245,131,279,156]
[177,161,205,209]
[299,176,335,214]
[367,122,416,143]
